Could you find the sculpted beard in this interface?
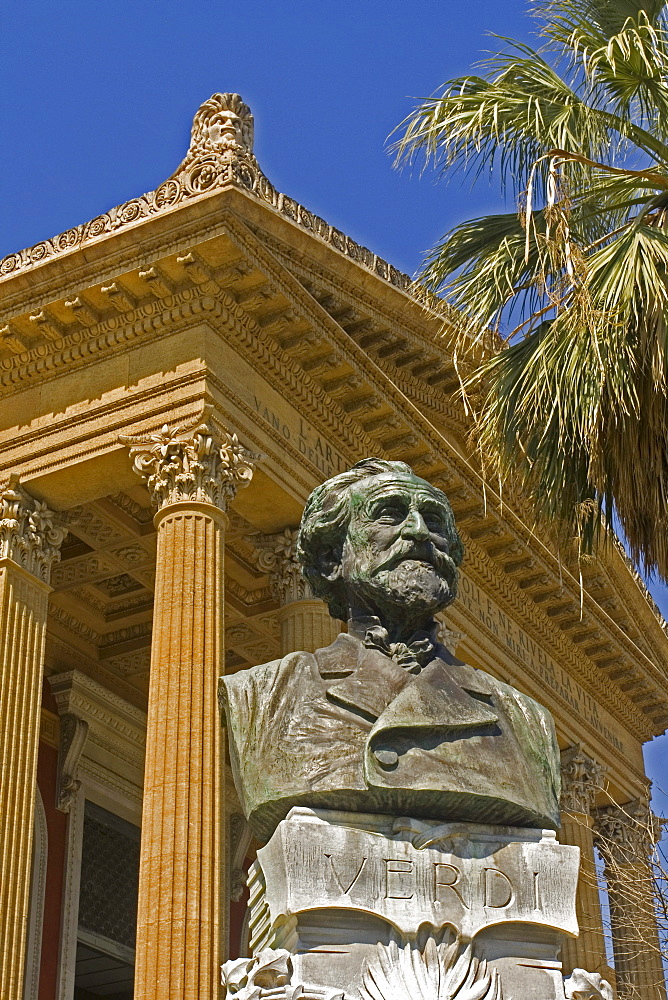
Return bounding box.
[355,549,458,619]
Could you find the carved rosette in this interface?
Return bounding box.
[122,419,257,514]
[560,745,605,816]
[593,799,660,863]
[252,527,312,605]
[0,476,67,582]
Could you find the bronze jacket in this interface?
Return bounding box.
[221,630,561,842]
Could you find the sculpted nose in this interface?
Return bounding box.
[401,510,429,541]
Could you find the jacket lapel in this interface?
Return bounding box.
[369,656,499,734]
[317,636,410,721]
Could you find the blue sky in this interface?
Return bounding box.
[1,0,666,802]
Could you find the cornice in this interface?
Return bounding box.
[256,230,468,434]
[48,669,147,742]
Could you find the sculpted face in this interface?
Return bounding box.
[208,110,244,148]
[337,473,458,631]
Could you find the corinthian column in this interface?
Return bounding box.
[558,745,608,977]
[253,527,340,654]
[593,801,666,1000]
[123,418,255,1000]
[0,477,66,1000]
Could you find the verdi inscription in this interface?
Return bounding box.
[253,807,579,941]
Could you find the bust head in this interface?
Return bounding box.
[297,459,463,636]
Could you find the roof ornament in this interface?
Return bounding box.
[0,92,412,292]
[168,93,261,196]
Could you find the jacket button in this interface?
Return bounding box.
[373,748,398,769]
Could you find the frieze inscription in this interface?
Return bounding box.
[252,395,348,478]
[457,575,626,754]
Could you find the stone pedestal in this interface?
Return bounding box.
[240,807,580,1000]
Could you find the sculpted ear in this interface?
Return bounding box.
[315,544,342,582]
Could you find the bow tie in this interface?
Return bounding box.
[362,623,436,674]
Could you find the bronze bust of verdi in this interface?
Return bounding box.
[220,459,560,842]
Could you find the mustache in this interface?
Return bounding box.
[375,541,456,579]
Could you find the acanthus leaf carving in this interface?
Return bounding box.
[359,931,502,1000]
[56,712,89,813]
[560,745,605,816]
[121,415,259,514]
[593,798,661,861]
[250,527,311,605]
[0,475,67,582]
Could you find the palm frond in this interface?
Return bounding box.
[394,0,668,579]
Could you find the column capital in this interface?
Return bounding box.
[122,416,257,515]
[560,744,605,815]
[0,476,67,583]
[593,799,660,862]
[252,526,311,605]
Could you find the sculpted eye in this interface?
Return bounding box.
[424,511,445,532]
[375,503,405,523]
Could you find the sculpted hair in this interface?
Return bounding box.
[296,457,464,620]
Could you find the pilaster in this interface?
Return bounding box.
[123,416,256,1000]
[558,745,608,977]
[593,800,666,1000]
[253,526,340,654]
[0,477,66,1000]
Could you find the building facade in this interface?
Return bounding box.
[0,93,667,1000]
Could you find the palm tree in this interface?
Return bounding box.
[395,0,668,580]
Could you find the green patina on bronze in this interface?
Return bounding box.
[220,459,561,842]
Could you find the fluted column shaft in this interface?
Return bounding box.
[559,812,608,974]
[277,598,340,655]
[124,418,255,1000]
[0,481,65,1000]
[594,802,666,1000]
[135,501,227,1000]
[558,746,608,976]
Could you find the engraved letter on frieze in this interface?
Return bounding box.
[384,859,415,900]
[325,854,368,895]
[482,867,514,909]
[433,862,469,908]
